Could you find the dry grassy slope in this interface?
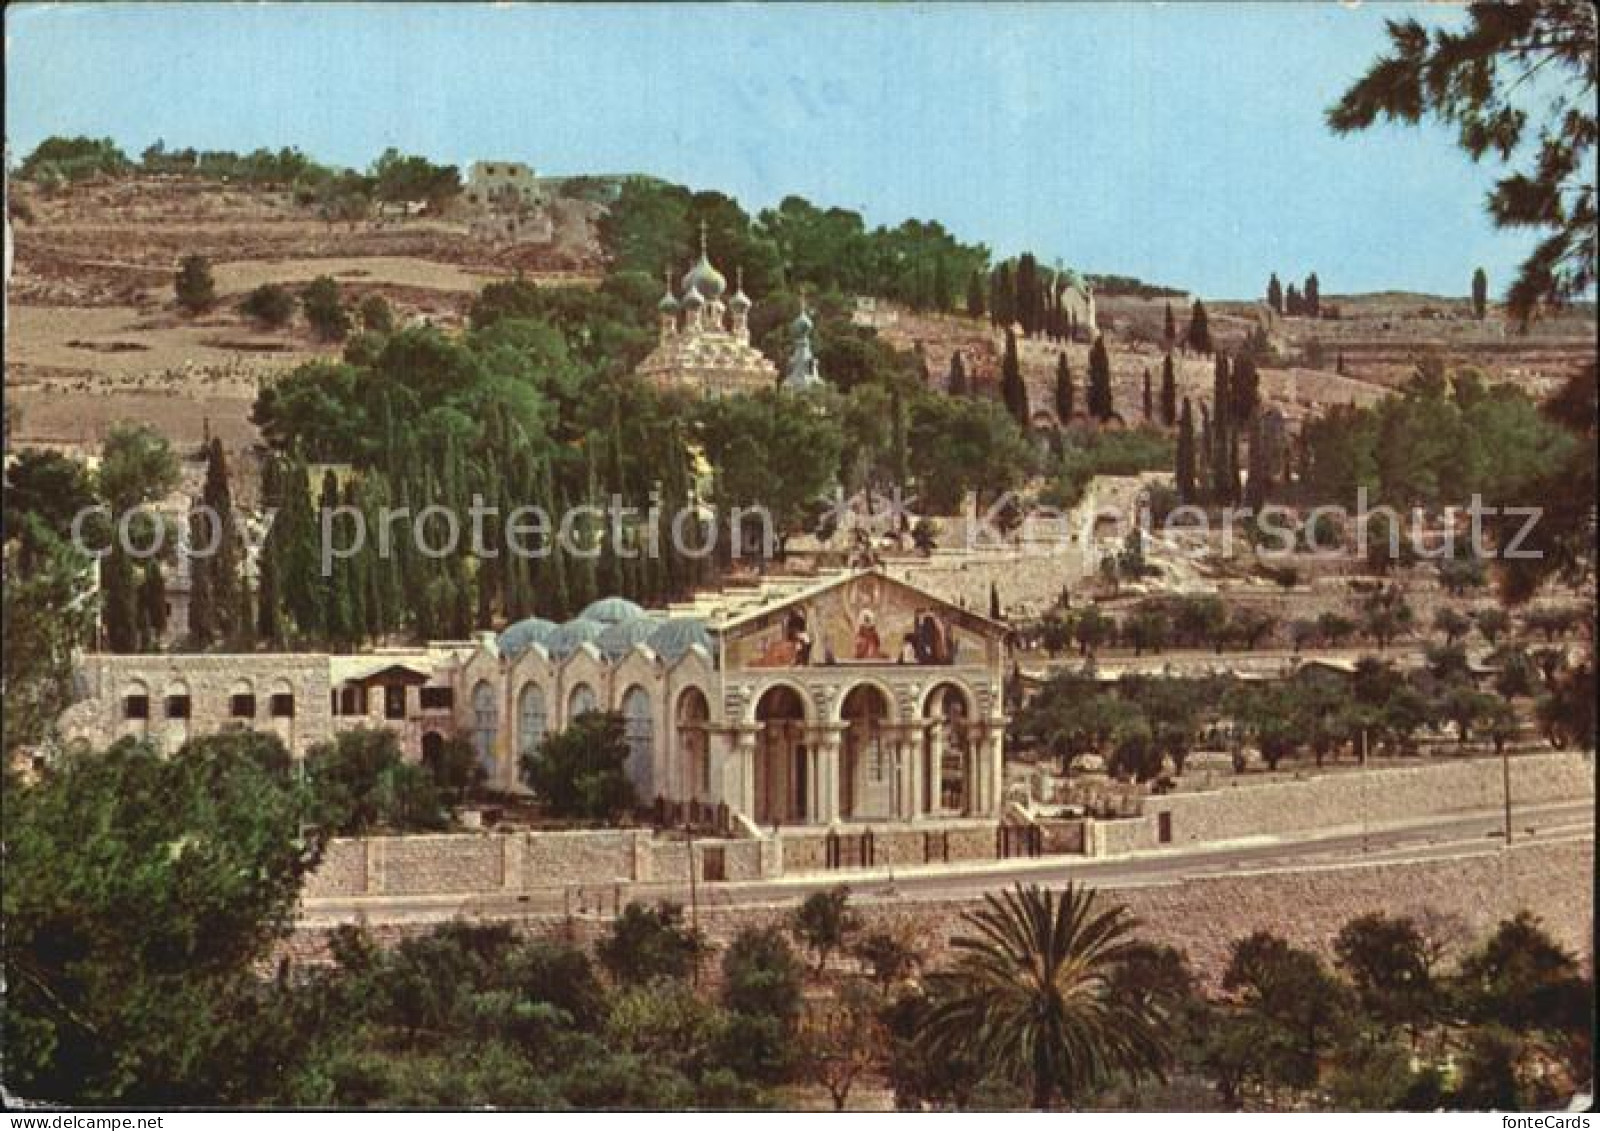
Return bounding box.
[4,175,606,452]
[873,305,1387,431]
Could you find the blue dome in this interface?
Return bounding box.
[580,597,646,625]
[596,616,663,659]
[648,618,713,663]
[545,617,606,658]
[498,616,560,657]
[791,307,814,335]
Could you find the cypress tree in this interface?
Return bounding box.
[256,456,284,645]
[1160,353,1177,426]
[1186,300,1212,354]
[1000,328,1029,426]
[966,269,986,318]
[1163,302,1176,349]
[102,548,140,654]
[1016,254,1039,336]
[1231,353,1261,423]
[138,558,167,652]
[1304,272,1320,317]
[1267,273,1284,314]
[319,470,354,645]
[1086,335,1114,421]
[1142,368,1153,421]
[991,263,1016,330]
[1285,283,1303,316]
[989,581,1002,621]
[200,438,241,641]
[947,350,969,397]
[1054,352,1074,422]
[1176,398,1197,504]
[187,499,215,648]
[1198,402,1213,496]
[280,454,322,638]
[1211,353,1233,503]
[1245,414,1271,511]
[1471,267,1488,319]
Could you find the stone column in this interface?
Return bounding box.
[925,718,947,817]
[805,746,820,825]
[907,723,929,821]
[734,725,759,819]
[977,717,1008,816]
[815,724,845,824]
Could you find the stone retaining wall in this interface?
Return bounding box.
[286,836,1593,991]
[302,828,766,901]
[301,753,1589,901]
[1146,750,1593,849]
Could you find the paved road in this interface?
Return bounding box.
[300,800,1593,927]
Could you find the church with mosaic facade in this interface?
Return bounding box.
[60,569,1012,830]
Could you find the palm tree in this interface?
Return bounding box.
[918,883,1170,1109]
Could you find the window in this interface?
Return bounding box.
[165,695,191,720]
[384,684,406,720]
[420,686,453,711]
[270,693,295,719]
[568,683,597,720]
[471,682,498,773]
[517,684,547,759]
[230,694,256,719]
[336,686,366,716]
[124,695,149,720]
[621,687,653,799]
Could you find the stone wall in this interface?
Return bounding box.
[303,827,769,901]
[287,836,1593,992]
[62,652,334,757]
[300,753,1590,903]
[1147,750,1593,848]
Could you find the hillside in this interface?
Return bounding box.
[5,174,605,453]
[6,173,1595,458]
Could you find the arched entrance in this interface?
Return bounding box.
[840,683,892,820]
[677,688,711,800]
[925,682,974,815]
[753,685,807,825]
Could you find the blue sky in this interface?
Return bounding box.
[5,2,1537,299]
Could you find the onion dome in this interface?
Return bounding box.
[680,221,727,299]
[657,268,679,313]
[596,616,663,660]
[647,617,713,664]
[498,616,561,658]
[791,304,814,336]
[682,285,705,310]
[580,596,646,625]
[729,267,751,313]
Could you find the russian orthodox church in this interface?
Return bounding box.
[637,225,778,397]
[636,225,827,398]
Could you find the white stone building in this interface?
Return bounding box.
[59,569,1012,829]
[635,230,782,398]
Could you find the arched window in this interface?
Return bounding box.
[568,682,597,722]
[621,686,653,800]
[517,683,548,760]
[471,681,498,772]
[677,687,711,798]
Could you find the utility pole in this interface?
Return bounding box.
[1501,741,1513,846]
[686,818,701,986]
[1360,727,1369,855]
